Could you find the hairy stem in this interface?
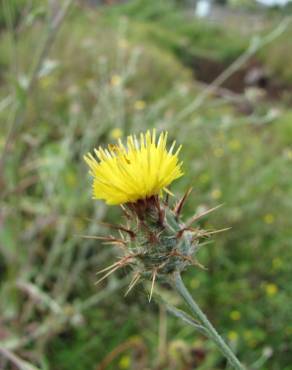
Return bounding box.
[172,272,245,370]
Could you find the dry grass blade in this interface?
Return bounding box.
[0,347,40,370]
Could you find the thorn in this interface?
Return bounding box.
[185,204,223,228]
[98,222,136,239]
[149,269,157,302]
[77,234,128,249]
[157,260,168,270]
[176,226,201,239]
[163,187,174,197]
[152,196,165,227]
[164,192,170,205]
[176,227,189,239]
[156,229,164,238]
[199,227,231,237]
[96,261,121,275]
[124,272,141,296]
[94,264,123,285]
[120,205,131,219]
[139,220,159,244]
[173,187,193,218]
[192,259,207,270]
[102,240,127,249]
[96,255,132,276]
[169,250,193,264]
[77,234,116,241]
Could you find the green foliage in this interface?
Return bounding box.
[0,0,25,28]
[103,0,248,64]
[259,24,292,83]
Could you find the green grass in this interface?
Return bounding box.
[102,0,248,64]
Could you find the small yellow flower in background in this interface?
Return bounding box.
[247,338,257,348]
[84,130,183,205]
[211,188,222,200]
[272,257,283,270]
[243,330,257,347]
[244,157,254,169]
[283,148,292,161]
[65,172,77,187]
[230,310,241,321]
[228,331,238,342]
[285,326,292,336]
[213,147,224,158]
[134,100,146,111]
[118,38,129,49]
[198,173,210,185]
[110,74,122,87]
[216,131,226,141]
[228,139,241,152]
[190,278,200,289]
[265,283,278,297]
[119,355,130,369]
[40,75,55,89]
[110,128,123,140]
[263,213,275,224]
[74,218,85,232]
[243,330,252,340]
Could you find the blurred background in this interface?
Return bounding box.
[0,0,292,369]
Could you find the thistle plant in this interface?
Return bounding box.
[84,130,245,370]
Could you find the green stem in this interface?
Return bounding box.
[173,272,245,370]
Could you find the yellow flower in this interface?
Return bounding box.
[119,355,130,369]
[284,148,292,160]
[211,188,222,200]
[84,130,183,205]
[228,139,241,152]
[265,283,278,297]
[40,75,54,89]
[263,213,275,224]
[65,171,77,187]
[110,128,123,140]
[118,38,129,49]
[110,74,122,86]
[190,278,200,289]
[134,100,146,111]
[230,310,241,321]
[272,257,283,270]
[198,173,210,185]
[285,327,292,336]
[228,331,238,342]
[213,147,224,158]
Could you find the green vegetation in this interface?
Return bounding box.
[0,1,292,369]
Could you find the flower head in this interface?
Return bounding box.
[84,130,183,205]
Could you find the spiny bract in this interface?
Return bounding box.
[94,193,222,298]
[84,130,183,205]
